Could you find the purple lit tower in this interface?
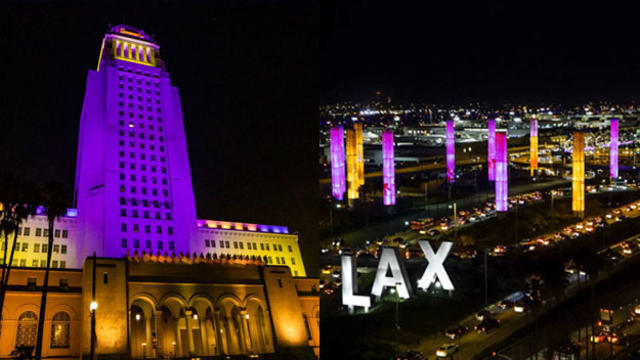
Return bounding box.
[610,118,619,179]
[495,131,508,212]
[446,120,455,183]
[487,119,496,181]
[330,126,346,200]
[382,131,396,206]
[74,26,197,258]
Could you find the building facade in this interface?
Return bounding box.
[0,25,317,358]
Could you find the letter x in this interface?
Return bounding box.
[417,241,454,291]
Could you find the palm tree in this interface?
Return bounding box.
[0,174,36,330]
[34,181,70,360]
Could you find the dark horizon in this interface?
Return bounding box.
[321,0,640,105]
[0,1,320,273]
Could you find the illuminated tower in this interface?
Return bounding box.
[74,25,198,258]
[354,123,365,188]
[330,126,346,200]
[530,118,538,177]
[610,118,619,179]
[382,131,395,206]
[446,120,455,183]
[495,131,508,212]
[346,129,359,200]
[572,131,585,216]
[488,119,496,181]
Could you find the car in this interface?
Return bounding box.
[393,351,425,360]
[498,300,513,310]
[475,318,499,333]
[476,310,493,321]
[444,326,468,339]
[513,301,526,313]
[590,333,605,343]
[435,344,458,358]
[428,229,440,237]
[633,305,640,317]
[331,270,341,279]
[321,265,332,274]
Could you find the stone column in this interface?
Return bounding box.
[145,317,152,358]
[214,309,225,355]
[175,317,182,357]
[184,309,195,354]
[153,310,163,357]
[240,309,253,354]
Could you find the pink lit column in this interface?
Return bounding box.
[610,118,618,179]
[382,131,396,206]
[446,120,455,183]
[495,131,508,212]
[487,119,496,181]
[330,126,346,200]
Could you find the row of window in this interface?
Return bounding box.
[119,197,172,209]
[4,242,68,254]
[119,174,168,185]
[11,259,66,268]
[203,239,293,253]
[118,130,165,142]
[18,228,68,238]
[122,238,175,251]
[119,139,165,152]
[119,120,164,133]
[119,185,169,196]
[120,209,172,220]
[117,66,160,78]
[120,223,173,235]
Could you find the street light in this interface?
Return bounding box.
[90,301,98,311]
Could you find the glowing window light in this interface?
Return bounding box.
[346,129,359,199]
[488,119,496,181]
[610,118,618,179]
[530,118,538,176]
[354,123,365,188]
[495,131,508,212]
[330,127,346,200]
[446,120,455,183]
[572,132,585,215]
[382,131,396,206]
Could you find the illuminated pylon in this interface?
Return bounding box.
[330,126,346,200]
[495,131,508,212]
[354,123,365,188]
[488,119,496,181]
[572,131,585,217]
[530,118,538,177]
[346,129,359,201]
[446,120,455,183]
[610,118,618,179]
[382,131,395,206]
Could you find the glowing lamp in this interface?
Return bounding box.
[330,126,346,200]
[488,119,496,181]
[90,301,98,311]
[446,120,455,183]
[382,131,396,206]
[495,131,508,212]
[572,132,585,215]
[610,118,619,179]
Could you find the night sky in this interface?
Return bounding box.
[0,1,320,274]
[321,0,640,105]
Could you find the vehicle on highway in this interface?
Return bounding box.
[393,351,425,360]
[475,310,493,321]
[331,270,341,279]
[498,300,513,310]
[513,301,526,313]
[632,305,640,318]
[435,344,458,358]
[444,326,468,339]
[475,318,499,333]
[321,265,332,275]
[589,333,605,343]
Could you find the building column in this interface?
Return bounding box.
[127,309,133,358]
[175,317,183,357]
[184,310,195,354]
[145,317,152,357]
[214,309,226,355]
[153,310,163,357]
[240,309,253,354]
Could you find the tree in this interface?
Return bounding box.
[34,182,70,360]
[0,174,36,330]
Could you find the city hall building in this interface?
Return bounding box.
[0,25,318,358]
